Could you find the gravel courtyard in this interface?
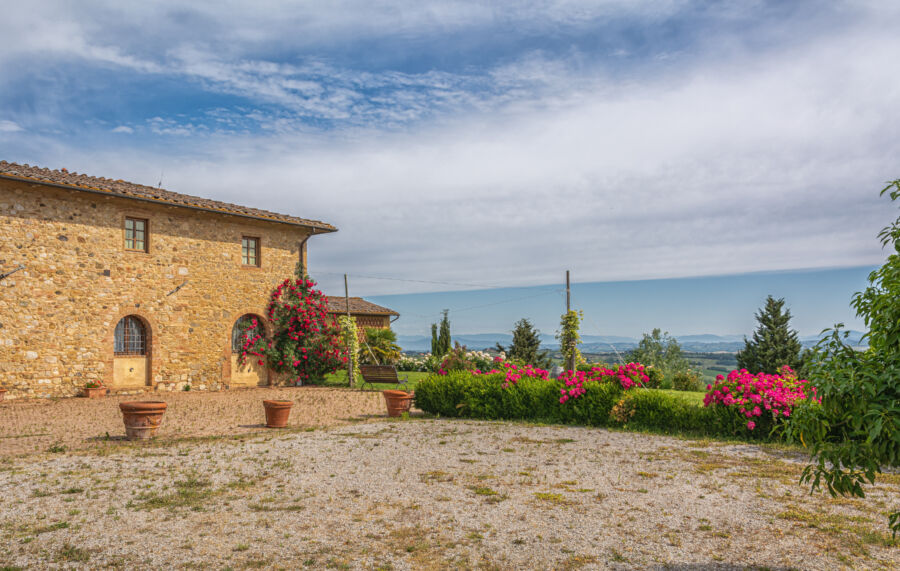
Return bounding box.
[0,387,385,456]
[0,412,897,569]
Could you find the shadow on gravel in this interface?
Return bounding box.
[650,564,796,571]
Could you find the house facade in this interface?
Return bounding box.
[0,161,336,398]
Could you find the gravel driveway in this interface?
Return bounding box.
[0,417,896,569]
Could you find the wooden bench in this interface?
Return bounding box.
[359,364,409,390]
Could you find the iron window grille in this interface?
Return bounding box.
[114,316,147,356]
[124,217,148,252]
[241,237,260,266]
[232,315,263,353]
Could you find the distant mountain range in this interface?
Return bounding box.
[397,331,868,353]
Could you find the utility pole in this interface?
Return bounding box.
[344,274,354,387]
[565,270,575,372]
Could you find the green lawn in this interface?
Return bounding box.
[654,388,706,406]
[321,370,431,391]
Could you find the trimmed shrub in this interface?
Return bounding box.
[672,371,703,392]
[414,371,623,426]
[611,389,717,434]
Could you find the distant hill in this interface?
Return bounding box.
[397,330,868,353]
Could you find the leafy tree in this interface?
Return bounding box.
[736,296,805,374]
[240,262,344,384]
[431,309,451,357]
[497,318,551,368]
[628,329,690,381]
[360,327,402,365]
[787,180,900,535]
[557,310,582,372]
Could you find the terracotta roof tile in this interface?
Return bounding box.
[0,160,336,231]
[324,296,399,316]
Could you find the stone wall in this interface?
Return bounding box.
[0,177,323,398]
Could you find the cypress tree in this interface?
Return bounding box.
[430,323,439,356]
[736,296,804,374]
[437,309,451,356]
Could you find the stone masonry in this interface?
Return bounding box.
[0,170,335,398]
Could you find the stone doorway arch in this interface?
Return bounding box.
[111,315,151,389]
[229,314,269,387]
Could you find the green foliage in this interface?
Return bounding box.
[337,315,361,385]
[430,310,451,358]
[610,390,717,434]
[737,296,805,374]
[788,180,900,536]
[360,327,402,365]
[497,318,551,368]
[628,329,691,382]
[642,367,666,389]
[672,371,703,392]
[557,310,583,370]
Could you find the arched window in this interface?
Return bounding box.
[114,316,147,356]
[232,314,263,352]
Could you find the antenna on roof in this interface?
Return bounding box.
[157,169,164,189]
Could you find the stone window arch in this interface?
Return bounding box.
[232,314,264,353]
[114,315,148,356]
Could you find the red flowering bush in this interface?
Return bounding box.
[558,363,649,403]
[704,366,817,435]
[240,266,344,385]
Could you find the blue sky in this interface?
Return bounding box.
[365,266,875,338]
[1,1,897,336]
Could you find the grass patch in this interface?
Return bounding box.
[55,543,91,563]
[533,492,572,505]
[131,474,218,511]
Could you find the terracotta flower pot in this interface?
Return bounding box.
[382,390,414,417]
[119,401,167,440]
[263,400,293,428]
[84,386,106,399]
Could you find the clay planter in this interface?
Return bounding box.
[119,401,168,440]
[263,400,293,428]
[84,386,107,399]
[382,390,414,417]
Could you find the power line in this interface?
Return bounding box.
[315,271,522,291]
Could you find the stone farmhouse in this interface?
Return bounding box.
[0,160,348,398]
[324,296,399,332]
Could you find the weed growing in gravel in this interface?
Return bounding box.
[55,543,91,563]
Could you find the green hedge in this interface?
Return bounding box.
[414,372,778,440]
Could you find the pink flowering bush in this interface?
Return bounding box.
[472,361,550,388]
[558,363,650,403]
[704,366,818,436]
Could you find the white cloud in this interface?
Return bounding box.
[2,1,899,299]
[111,125,134,133]
[0,120,23,132]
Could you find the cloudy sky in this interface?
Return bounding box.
[1,1,897,335]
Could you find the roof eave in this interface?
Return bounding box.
[0,172,338,233]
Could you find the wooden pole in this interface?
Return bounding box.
[344,274,354,387]
[565,270,575,372]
